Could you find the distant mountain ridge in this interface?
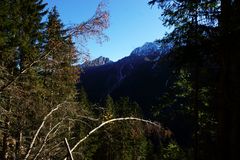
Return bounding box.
[78,41,201,148]
[81,56,112,68]
[79,41,173,111]
[81,41,172,69]
[130,42,161,56]
[130,41,173,57]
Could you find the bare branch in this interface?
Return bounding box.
[66,117,161,158]
[76,115,99,122]
[67,118,93,129]
[67,1,109,44]
[64,138,74,160]
[24,102,69,160]
[45,141,65,156]
[0,106,10,116]
[33,120,64,160]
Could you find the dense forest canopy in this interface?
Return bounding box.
[148,1,240,160]
[0,0,240,160]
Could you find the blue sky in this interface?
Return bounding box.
[44,0,168,62]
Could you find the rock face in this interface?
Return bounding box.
[81,56,112,68]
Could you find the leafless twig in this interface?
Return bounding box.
[24,102,69,160]
[33,120,64,160]
[77,115,99,121]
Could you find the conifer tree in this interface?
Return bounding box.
[43,6,79,108]
[148,1,221,160]
[72,87,100,160]
[1,0,111,159]
[105,97,147,160]
[104,95,115,120]
[217,1,240,160]
[92,95,116,160]
[28,7,81,159]
[0,0,47,159]
[77,87,91,113]
[0,0,17,72]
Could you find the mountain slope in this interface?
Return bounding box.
[79,42,173,114]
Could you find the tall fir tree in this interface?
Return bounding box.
[96,97,148,160]
[43,6,79,108]
[31,7,80,159]
[0,0,48,159]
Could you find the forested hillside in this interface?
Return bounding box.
[1,0,240,160]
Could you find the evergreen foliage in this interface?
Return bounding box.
[0,0,48,159]
[76,95,150,160]
[149,0,240,160]
[1,0,239,159]
[0,0,111,158]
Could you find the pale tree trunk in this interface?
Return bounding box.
[2,117,10,160]
[16,129,24,159]
[2,103,15,160]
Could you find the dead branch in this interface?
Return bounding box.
[33,120,63,160]
[64,117,161,159]
[76,115,99,122]
[67,118,93,129]
[64,138,74,160]
[68,1,109,44]
[24,102,69,160]
[44,140,65,157]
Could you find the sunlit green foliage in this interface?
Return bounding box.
[161,140,187,160]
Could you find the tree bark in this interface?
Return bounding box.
[2,117,10,160]
[64,138,74,160]
[16,129,23,159]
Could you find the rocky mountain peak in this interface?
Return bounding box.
[130,41,173,57]
[130,42,161,56]
[81,56,112,68]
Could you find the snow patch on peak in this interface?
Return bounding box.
[130,41,173,57]
[81,56,112,68]
[130,42,160,56]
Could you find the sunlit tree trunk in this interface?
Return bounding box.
[2,117,10,160]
